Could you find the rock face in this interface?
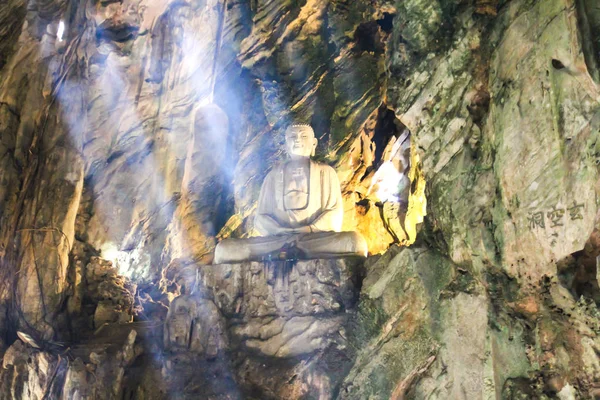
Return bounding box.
[0,326,142,399]
[164,295,228,358]
[86,257,136,327]
[340,248,492,399]
[0,0,600,398]
[165,258,363,359]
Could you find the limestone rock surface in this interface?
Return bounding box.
[165,258,364,358]
[164,295,228,358]
[0,326,143,400]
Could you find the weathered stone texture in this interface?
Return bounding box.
[164,295,228,358]
[165,258,363,359]
[0,327,142,400]
[487,0,599,278]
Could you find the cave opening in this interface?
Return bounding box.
[558,229,600,305]
[353,21,387,54]
[372,105,408,169]
[575,0,600,82]
[376,12,395,34]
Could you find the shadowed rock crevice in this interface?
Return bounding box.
[148,3,190,84]
[372,105,408,169]
[0,0,26,71]
[376,12,394,34]
[576,0,600,82]
[96,22,139,43]
[558,229,600,304]
[353,21,387,54]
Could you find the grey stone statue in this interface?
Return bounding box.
[214,124,367,264]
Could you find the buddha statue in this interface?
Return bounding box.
[214,124,368,264]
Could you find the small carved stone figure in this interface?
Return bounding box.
[214,124,367,264]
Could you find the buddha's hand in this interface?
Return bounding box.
[290,226,312,234]
[275,225,311,235]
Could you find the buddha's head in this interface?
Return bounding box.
[285,124,317,160]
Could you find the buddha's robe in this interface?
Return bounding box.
[255,160,343,235]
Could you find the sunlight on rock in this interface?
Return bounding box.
[100,243,150,279]
[404,144,427,245]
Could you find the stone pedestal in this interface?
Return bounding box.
[164,257,364,358]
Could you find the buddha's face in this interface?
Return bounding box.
[285,126,318,159]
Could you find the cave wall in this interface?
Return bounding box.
[0,0,599,398]
[0,0,416,333]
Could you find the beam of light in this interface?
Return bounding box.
[53,0,237,279]
[95,51,176,277]
[57,21,65,42]
[53,45,176,278]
